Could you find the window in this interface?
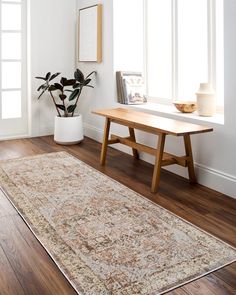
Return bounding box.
[113,0,144,72]
[0,0,28,137]
[145,0,224,106]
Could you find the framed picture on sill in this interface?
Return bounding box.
[78,4,102,63]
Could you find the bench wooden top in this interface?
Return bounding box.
[92,108,213,136]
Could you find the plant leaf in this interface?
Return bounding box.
[64,89,73,93]
[37,87,48,99]
[37,84,45,91]
[83,78,91,86]
[56,104,66,111]
[85,85,94,88]
[59,94,67,101]
[65,79,76,86]
[73,83,81,89]
[48,85,57,91]
[74,69,84,83]
[38,92,45,99]
[60,77,76,86]
[54,83,63,91]
[60,77,67,86]
[35,76,47,81]
[45,72,51,80]
[85,71,96,80]
[49,72,61,81]
[69,89,80,101]
[67,104,77,113]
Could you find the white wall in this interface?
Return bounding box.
[75,0,236,198]
[30,0,77,136]
[75,0,117,140]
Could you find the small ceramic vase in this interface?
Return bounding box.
[196,83,216,117]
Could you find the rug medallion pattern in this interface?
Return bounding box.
[0,152,235,294]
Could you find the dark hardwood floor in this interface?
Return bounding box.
[0,136,235,295]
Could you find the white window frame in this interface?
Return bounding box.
[0,0,28,138]
[144,0,223,108]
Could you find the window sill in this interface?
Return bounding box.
[127,102,224,126]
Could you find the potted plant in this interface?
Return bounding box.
[36,69,95,144]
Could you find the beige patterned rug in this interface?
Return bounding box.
[0,152,235,295]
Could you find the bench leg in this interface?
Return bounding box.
[128,127,139,159]
[184,134,196,183]
[100,118,111,165]
[151,133,166,193]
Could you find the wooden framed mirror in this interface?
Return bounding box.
[78,4,102,63]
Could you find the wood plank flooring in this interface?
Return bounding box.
[0,136,235,295]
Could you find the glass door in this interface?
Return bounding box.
[0,0,28,138]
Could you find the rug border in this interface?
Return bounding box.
[0,187,81,295]
[0,151,236,295]
[2,188,236,295]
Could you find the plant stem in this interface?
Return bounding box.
[62,91,68,117]
[49,91,61,117]
[72,87,82,117]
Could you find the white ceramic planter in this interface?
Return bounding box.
[196,83,216,117]
[54,115,84,145]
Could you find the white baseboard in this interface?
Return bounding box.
[83,122,236,199]
[83,123,103,143]
[195,163,236,198]
[31,125,54,138]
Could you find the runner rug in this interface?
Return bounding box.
[0,152,235,294]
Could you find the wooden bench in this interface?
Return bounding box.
[92,108,213,193]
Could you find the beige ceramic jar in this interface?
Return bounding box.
[196,83,216,116]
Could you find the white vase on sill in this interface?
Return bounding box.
[196,83,216,117]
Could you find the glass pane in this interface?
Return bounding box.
[113,0,143,71]
[1,4,21,30]
[2,62,21,89]
[1,33,21,59]
[2,90,21,119]
[147,0,172,99]
[178,0,208,101]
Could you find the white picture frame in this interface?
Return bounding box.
[78,4,102,63]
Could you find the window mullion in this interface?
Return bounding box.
[143,0,148,98]
[2,1,21,4]
[1,30,21,33]
[208,0,212,85]
[2,59,21,62]
[172,0,178,101]
[208,0,216,89]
